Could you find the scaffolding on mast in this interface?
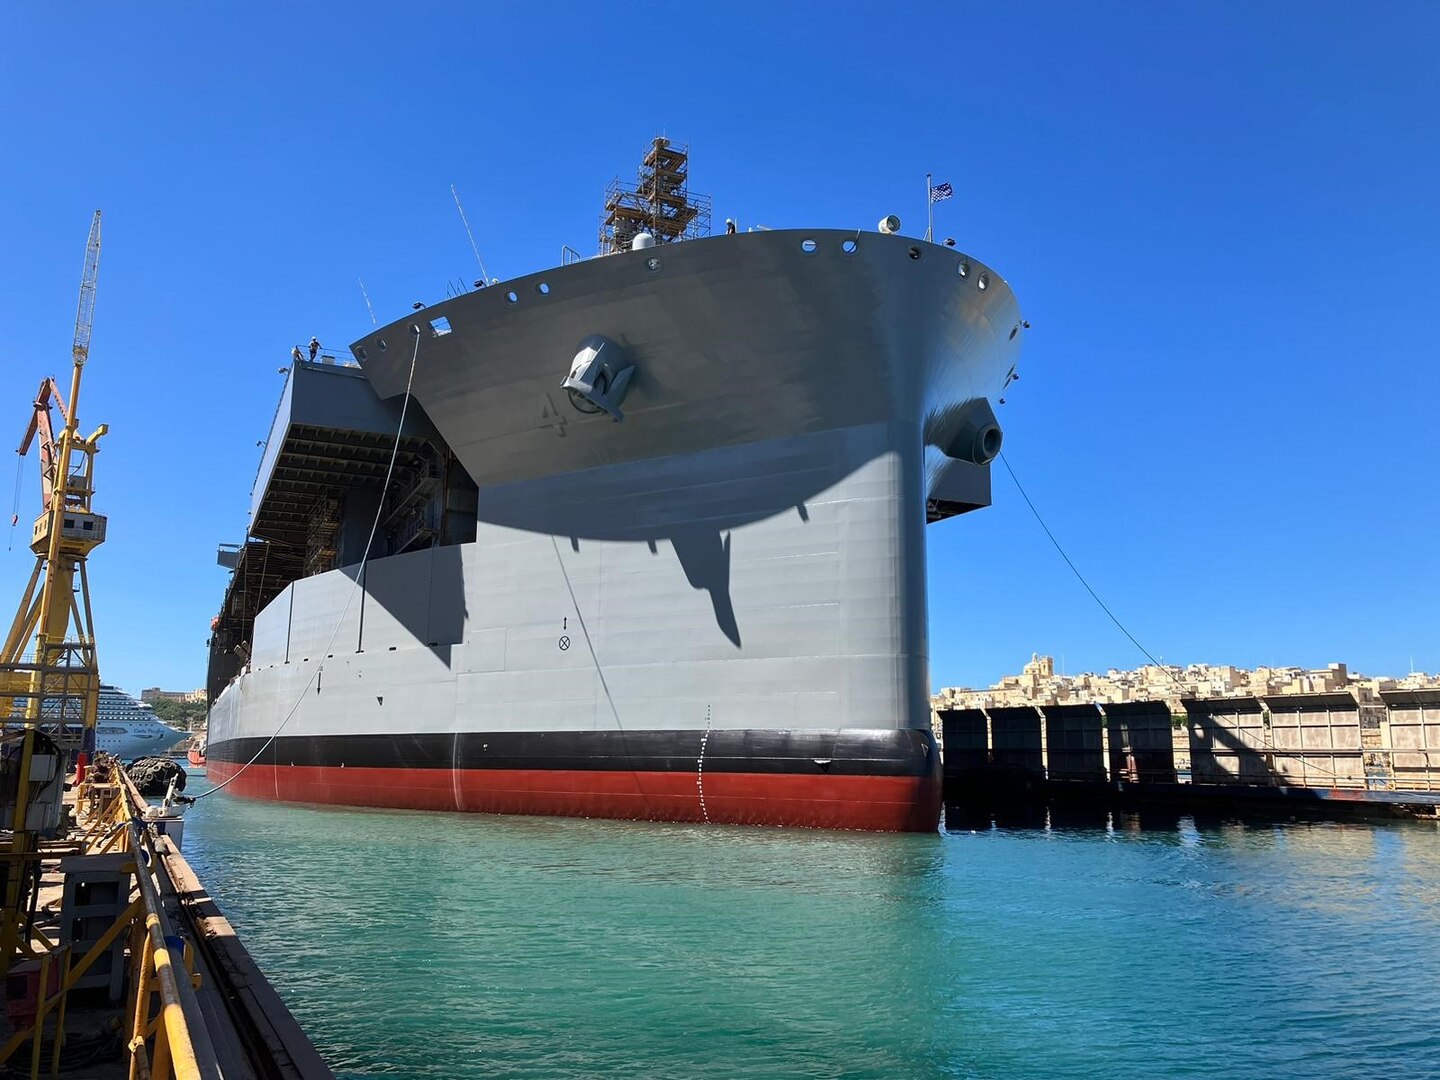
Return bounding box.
[599,137,712,255]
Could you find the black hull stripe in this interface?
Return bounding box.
[207,728,937,778]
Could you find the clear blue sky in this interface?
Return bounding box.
[2,3,1437,697]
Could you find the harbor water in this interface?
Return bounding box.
[181,792,1440,1079]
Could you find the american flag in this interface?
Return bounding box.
[929,182,954,203]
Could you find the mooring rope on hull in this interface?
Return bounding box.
[998,451,1179,682]
[546,533,665,818]
[696,709,712,824]
[1000,452,1366,786]
[196,328,423,799]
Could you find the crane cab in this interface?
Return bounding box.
[31,510,107,557]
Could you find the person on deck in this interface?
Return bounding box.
[308,336,321,361]
[291,345,304,365]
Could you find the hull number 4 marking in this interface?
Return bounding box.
[538,393,568,436]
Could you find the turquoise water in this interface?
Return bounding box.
[181,792,1440,1079]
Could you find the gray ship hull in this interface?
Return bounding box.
[208,229,1022,831]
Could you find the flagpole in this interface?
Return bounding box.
[925,172,933,242]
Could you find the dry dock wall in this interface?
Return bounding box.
[1183,697,1274,785]
[1103,701,1177,784]
[1377,689,1440,792]
[939,692,1438,793]
[986,707,1044,773]
[1044,704,1106,781]
[941,708,988,772]
[1262,692,1366,788]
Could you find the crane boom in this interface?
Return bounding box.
[0,210,109,987]
[72,211,101,368]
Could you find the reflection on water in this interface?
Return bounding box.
[182,793,1440,1079]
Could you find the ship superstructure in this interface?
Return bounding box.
[206,140,1022,831]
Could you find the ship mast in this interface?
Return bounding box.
[599,137,712,254]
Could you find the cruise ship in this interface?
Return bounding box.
[8,684,188,761]
[206,140,1024,831]
[94,685,188,760]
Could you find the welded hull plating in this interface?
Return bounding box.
[209,229,1023,832]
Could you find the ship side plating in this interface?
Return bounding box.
[207,229,1021,831]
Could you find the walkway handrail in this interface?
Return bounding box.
[124,802,204,1080]
[93,763,217,1079]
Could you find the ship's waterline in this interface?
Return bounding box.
[210,228,1020,831]
[204,727,941,831]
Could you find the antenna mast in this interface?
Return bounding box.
[451,184,492,284]
[359,278,378,327]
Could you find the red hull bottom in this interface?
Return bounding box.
[204,761,941,832]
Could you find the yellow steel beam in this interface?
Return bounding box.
[35,561,76,646]
[0,893,141,1065]
[130,828,202,1080]
[51,945,69,1076]
[1,561,42,663]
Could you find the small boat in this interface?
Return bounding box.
[187,740,207,768]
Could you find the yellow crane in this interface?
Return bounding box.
[0,211,108,976]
